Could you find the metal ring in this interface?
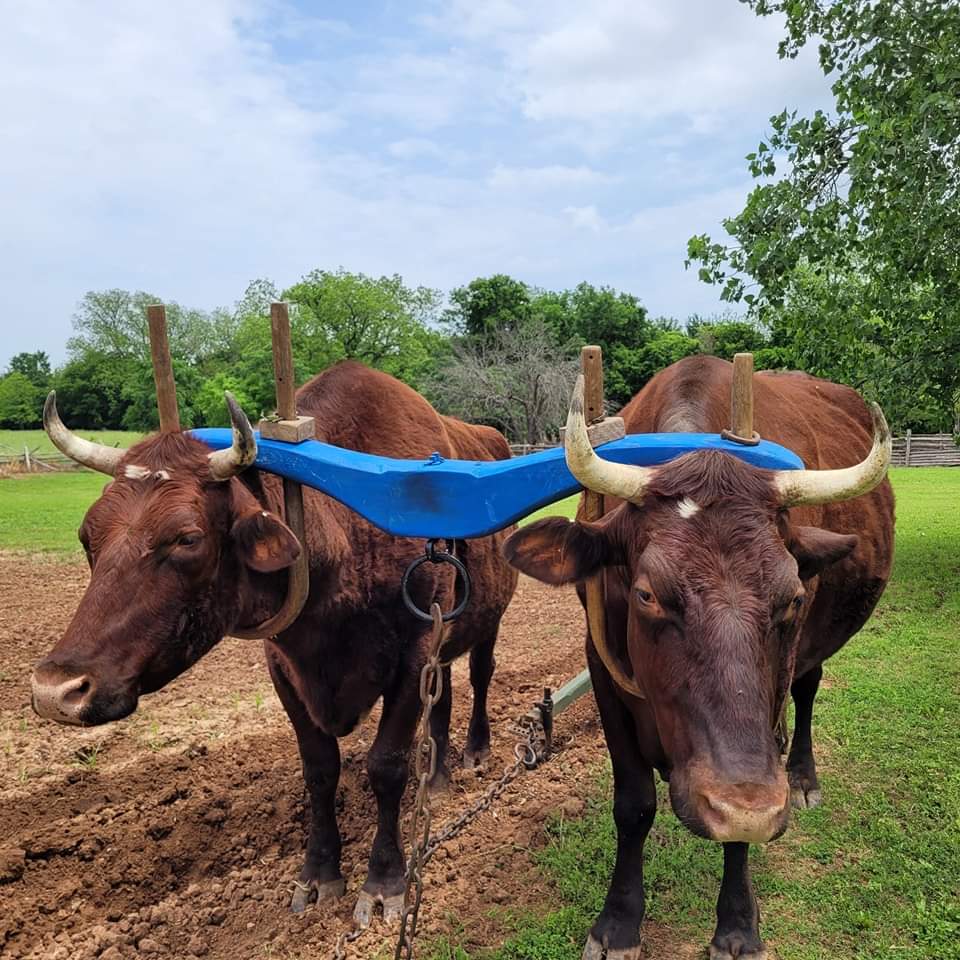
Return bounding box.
[720,428,761,447]
[401,542,471,622]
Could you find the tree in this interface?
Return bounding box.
[69,290,233,366]
[688,316,768,360]
[282,268,443,387]
[52,353,132,429]
[429,319,578,445]
[0,373,41,428]
[444,275,532,340]
[194,373,256,427]
[687,0,960,427]
[8,351,52,389]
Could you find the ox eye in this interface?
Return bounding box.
[177,533,202,548]
[792,595,804,610]
[636,587,653,604]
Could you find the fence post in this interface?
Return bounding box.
[23,445,31,472]
[905,428,912,467]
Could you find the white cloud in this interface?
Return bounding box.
[388,138,444,160]
[433,0,825,134]
[489,164,616,190]
[563,205,606,232]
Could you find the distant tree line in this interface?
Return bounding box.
[0,267,953,444]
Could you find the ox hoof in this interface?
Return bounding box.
[463,745,490,770]
[429,768,451,795]
[709,946,768,960]
[290,876,345,913]
[581,934,643,960]
[790,786,822,810]
[353,889,405,928]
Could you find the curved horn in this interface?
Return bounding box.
[43,391,123,476]
[565,375,656,503]
[774,402,891,507]
[207,392,257,481]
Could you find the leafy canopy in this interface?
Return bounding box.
[687,0,960,428]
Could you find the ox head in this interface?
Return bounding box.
[31,393,301,725]
[505,377,890,845]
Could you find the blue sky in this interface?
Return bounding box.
[0,1,829,367]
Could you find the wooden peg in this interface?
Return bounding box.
[259,302,315,443]
[723,353,759,445]
[147,304,180,433]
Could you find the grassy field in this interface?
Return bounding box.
[0,428,142,460]
[2,467,958,958]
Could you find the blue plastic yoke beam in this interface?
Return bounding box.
[192,429,804,540]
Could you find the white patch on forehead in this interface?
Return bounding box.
[123,465,172,482]
[677,497,700,519]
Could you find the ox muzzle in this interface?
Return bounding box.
[671,764,791,844]
[31,659,138,726]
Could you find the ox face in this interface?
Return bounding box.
[505,455,859,845]
[31,432,300,726]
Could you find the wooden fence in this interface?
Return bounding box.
[512,433,960,467]
[890,432,960,467]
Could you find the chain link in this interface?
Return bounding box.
[332,926,367,960]
[393,603,449,959]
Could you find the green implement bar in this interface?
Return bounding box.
[551,668,593,716]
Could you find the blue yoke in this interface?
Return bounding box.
[193,429,804,540]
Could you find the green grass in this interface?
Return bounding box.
[0,471,111,553]
[483,467,960,960]
[2,459,958,957]
[0,428,142,459]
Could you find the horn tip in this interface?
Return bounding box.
[43,390,58,426]
[570,375,585,415]
[868,401,891,444]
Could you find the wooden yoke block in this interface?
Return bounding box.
[559,416,625,448]
[258,415,316,444]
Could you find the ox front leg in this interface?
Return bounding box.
[428,663,453,793]
[463,633,497,769]
[266,654,344,913]
[710,842,767,960]
[355,673,421,927]
[787,664,823,809]
[583,641,654,960]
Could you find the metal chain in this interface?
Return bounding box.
[394,603,449,960]
[423,716,543,863]
[332,927,367,960]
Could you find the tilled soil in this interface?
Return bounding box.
[1,554,684,959]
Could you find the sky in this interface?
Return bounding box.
[0,0,830,368]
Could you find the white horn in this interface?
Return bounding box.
[565,376,655,503]
[207,392,257,481]
[43,391,123,476]
[774,402,892,507]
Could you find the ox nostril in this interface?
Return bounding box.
[60,676,92,705]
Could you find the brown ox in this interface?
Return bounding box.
[30,361,517,923]
[505,356,894,960]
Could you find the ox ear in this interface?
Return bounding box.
[232,509,302,573]
[788,525,858,581]
[503,517,614,585]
